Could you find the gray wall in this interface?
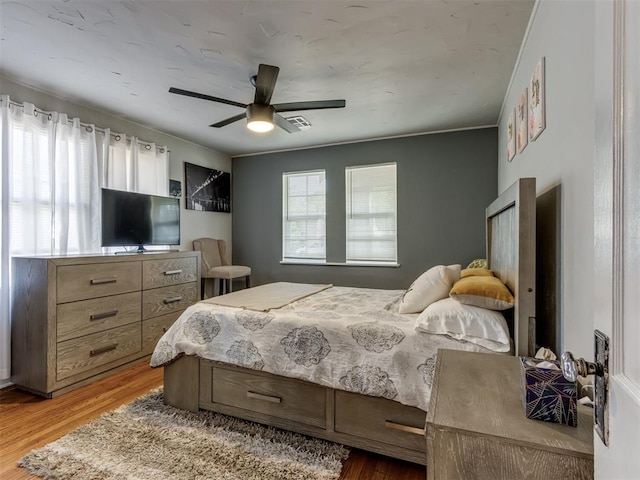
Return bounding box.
[497,0,595,358]
[232,128,498,289]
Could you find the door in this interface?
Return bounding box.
[593,0,640,477]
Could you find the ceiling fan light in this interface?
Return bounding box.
[246,104,275,133]
[247,120,274,132]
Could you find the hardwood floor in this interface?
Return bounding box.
[0,361,425,480]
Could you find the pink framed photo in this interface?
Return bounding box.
[507,108,516,162]
[516,88,528,153]
[529,57,546,140]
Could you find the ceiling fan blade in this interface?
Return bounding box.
[272,99,346,112]
[169,87,247,109]
[253,64,280,105]
[210,112,247,128]
[273,113,301,134]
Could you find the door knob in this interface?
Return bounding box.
[560,351,600,382]
[560,330,610,446]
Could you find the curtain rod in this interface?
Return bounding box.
[6,98,170,153]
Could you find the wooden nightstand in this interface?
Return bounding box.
[426,350,594,480]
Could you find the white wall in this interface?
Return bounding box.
[498,0,595,357]
[1,76,232,253]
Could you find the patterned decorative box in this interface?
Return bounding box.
[520,357,577,427]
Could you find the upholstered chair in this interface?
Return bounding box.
[192,238,251,299]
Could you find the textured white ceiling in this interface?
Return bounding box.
[0,1,534,156]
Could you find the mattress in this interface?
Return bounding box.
[151,284,498,410]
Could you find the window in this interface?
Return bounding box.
[282,170,326,261]
[345,163,397,264]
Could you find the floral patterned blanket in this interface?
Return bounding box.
[151,285,494,410]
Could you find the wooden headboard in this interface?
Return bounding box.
[486,178,536,357]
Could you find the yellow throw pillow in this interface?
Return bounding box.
[460,268,494,278]
[467,258,488,269]
[449,275,515,310]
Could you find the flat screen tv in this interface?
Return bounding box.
[101,188,180,252]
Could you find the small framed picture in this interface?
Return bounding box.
[516,88,528,154]
[507,108,516,162]
[169,179,182,197]
[529,57,546,141]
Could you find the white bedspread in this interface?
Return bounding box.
[151,285,495,410]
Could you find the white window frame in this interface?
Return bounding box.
[282,169,326,263]
[345,163,397,265]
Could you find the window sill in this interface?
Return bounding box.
[280,260,400,268]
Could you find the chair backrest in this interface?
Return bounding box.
[217,239,230,266]
[192,238,230,271]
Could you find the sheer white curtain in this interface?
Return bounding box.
[54,115,101,253]
[101,132,169,195]
[0,95,100,382]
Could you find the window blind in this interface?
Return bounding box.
[345,163,397,263]
[282,170,326,261]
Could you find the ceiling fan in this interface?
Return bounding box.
[169,64,345,134]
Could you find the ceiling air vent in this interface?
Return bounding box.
[285,116,312,130]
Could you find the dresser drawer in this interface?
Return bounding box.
[57,291,141,342]
[210,366,326,428]
[56,323,141,381]
[142,256,198,290]
[335,390,426,452]
[142,311,182,355]
[57,262,142,303]
[142,282,198,320]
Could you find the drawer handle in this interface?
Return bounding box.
[384,420,424,436]
[164,269,183,276]
[90,310,119,321]
[90,277,117,285]
[247,391,281,404]
[163,296,183,304]
[90,343,118,357]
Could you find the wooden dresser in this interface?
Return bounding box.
[426,350,594,480]
[11,251,200,397]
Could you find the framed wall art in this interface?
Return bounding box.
[516,87,528,154]
[184,162,231,213]
[169,179,182,197]
[507,108,516,162]
[529,57,546,141]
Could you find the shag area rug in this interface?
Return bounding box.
[19,388,349,480]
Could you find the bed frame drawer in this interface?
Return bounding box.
[209,365,326,428]
[334,390,427,452]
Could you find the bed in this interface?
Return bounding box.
[153,177,537,465]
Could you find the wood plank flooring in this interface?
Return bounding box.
[0,361,425,480]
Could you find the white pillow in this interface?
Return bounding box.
[399,264,461,314]
[414,297,511,352]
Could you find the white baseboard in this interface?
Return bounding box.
[0,380,13,390]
